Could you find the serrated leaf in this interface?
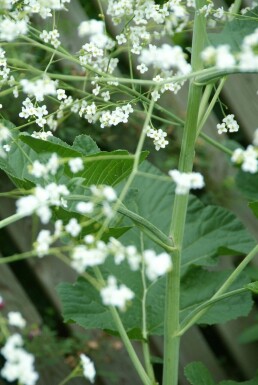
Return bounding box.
[184,362,216,385]
[180,268,252,326]
[120,162,255,268]
[72,134,100,155]
[208,7,258,51]
[58,162,255,337]
[245,281,258,294]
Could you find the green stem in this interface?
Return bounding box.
[197,77,226,136]
[162,2,206,384]
[109,306,152,385]
[200,132,233,156]
[0,213,25,229]
[140,233,156,382]
[178,244,258,335]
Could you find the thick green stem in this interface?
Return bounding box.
[162,2,206,384]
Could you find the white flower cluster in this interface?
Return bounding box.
[231,145,258,174]
[20,77,58,102]
[202,28,258,71]
[0,18,28,42]
[139,44,191,75]
[28,153,59,179]
[34,219,63,257]
[199,3,225,20]
[100,276,135,311]
[68,157,84,173]
[23,0,70,19]
[40,29,61,49]
[78,19,104,37]
[7,312,26,329]
[79,41,118,74]
[216,114,239,134]
[31,131,53,140]
[1,334,39,385]
[0,122,11,158]
[80,354,96,384]
[71,235,172,282]
[19,98,49,128]
[107,0,188,36]
[16,183,70,224]
[99,104,134,128]
[146,126,169,151]
[0,48,10,83]
[201,45,236,70]
[169,169,205,195]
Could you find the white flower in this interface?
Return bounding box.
[76,201,94,214]
[57,88,67,100]
[68,157,84,173]
[100,276,134,311]
[78,20,104,37]
[35,229,52,257]
[7,312,26,329]
[116,33,127,45]
[1,334,38,385]
[231,145,258,173]
[143,250,172,281]
[65,218,81,237]
[80,354,96,383]
[136,63,148,74]
[168,169,205,195]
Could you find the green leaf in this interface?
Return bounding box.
[180,268,252,326]
[208,7,258,52]
[235,171,258,201]
[120,162,255,268]
[72,134,100,155]
[58,162,255,337]
[19,133,148,187]
[184,362,216,385]
[249,201,258,218]
[245,281,258,294]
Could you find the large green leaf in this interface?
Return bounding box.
[120,162,255,268]
[58,161,255,337]
[57,265,252,337]
[180,268,252,325]
[208,7,258,51]
[19,133,148,187]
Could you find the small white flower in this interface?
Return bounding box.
[57,89,67,100]
[65,218,81,237]
[68,157,84,173]
[80,354,96,383]
[136,63,148,74]
[7,312,26,329]
[100,276,134,311]
[35,229,52,257]
[168,169,205,195]
[76,201,94,214]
